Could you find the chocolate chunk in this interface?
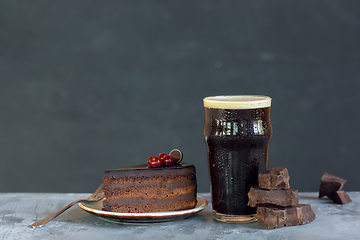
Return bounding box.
[258,167,290,190]
[257,204,316,230]
[169,149,183,163]
[319,173,346,199]
[333,190,352,204]
[247,187,299,207]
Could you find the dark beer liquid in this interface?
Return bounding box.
[203,107,272,215]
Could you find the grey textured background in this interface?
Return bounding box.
[1,1,359,193]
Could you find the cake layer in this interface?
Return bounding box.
[104,178,194,191]
[104,184,196,201]
[104,200,197,213]
[104,192,196,206]
[103,175,195,186]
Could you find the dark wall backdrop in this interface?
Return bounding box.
[1,1,359,193]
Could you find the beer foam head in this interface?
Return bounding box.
[203,95,271,109]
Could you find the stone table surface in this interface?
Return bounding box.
[0,192,359,240]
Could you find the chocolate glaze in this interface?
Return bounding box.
[104,163,195,179]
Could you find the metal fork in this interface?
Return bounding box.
[31,184,104,228]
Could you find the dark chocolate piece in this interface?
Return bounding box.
[169,149,183,163]
[247,187,299,207]
[258,167,290,190]
[257,204,316,230]
[319,173,346,199]
[333,190,352,204]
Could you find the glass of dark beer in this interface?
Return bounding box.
[203,95,272,223]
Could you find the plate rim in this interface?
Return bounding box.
[79,196,208,219]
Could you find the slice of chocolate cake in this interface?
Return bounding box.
[102,163,197,213]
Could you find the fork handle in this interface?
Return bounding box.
[30,200,81,228]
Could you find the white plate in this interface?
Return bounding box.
[79,196,208,224]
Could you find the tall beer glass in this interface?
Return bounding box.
[203,95,272,222]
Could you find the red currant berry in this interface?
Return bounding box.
[163,155,175,166]
[159,153,169,160]
[148,156,162,167]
